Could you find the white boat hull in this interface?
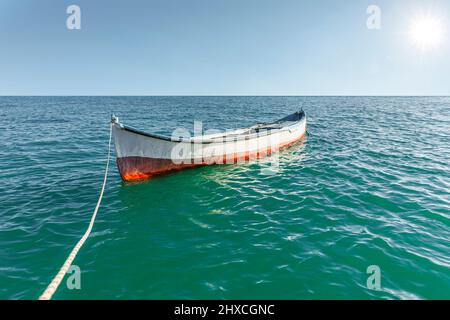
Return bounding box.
[113,112,306,181]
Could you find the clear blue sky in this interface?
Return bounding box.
[0,0,449,95]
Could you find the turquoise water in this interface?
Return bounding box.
[0,96,449,300]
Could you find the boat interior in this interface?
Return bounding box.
[120,110,305,143]
[191,110,305,142]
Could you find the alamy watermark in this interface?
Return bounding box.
[66,5,81,30]
[366,265,381,291]
[367,5,382,30]
[66,265,81,290]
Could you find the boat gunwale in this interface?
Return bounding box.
[116,112,306,145]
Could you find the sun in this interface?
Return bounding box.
[409,15,445,50]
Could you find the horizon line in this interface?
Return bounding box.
[1,94,449,97]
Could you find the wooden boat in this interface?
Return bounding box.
[112,110,306,181]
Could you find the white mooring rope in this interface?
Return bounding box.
[39,123,113,300]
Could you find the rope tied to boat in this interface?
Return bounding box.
[39,122,113,300]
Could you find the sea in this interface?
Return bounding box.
[0,96,449,299]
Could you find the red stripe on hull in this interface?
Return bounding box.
[117,157,201,181]
[117,132,306,181]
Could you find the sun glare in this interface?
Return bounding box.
[409,15,445,50]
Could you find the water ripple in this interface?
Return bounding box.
[0,96,449,299]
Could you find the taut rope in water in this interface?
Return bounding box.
[39,122,113,300]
